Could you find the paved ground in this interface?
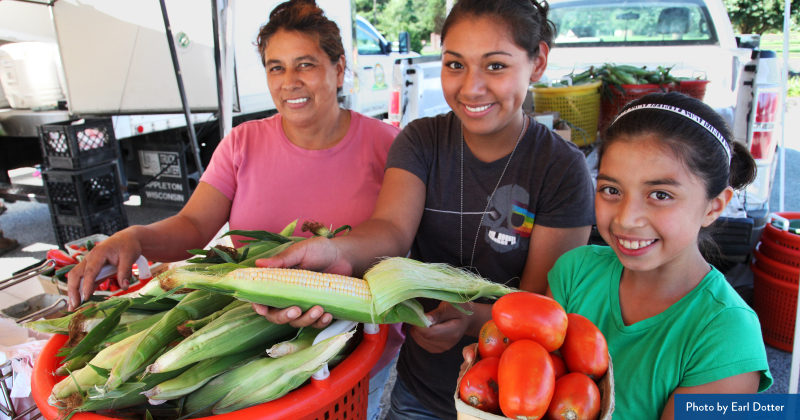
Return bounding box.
[0,100,798,416]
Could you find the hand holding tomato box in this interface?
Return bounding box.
[455,292,615,420]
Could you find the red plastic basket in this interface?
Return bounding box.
[675,80,710,101]
[751,260,799,352]
[763,212,800,252]
[599,84,670,138]
[31,281,388,420]
[758,239,800,270]
[753,248,800,285]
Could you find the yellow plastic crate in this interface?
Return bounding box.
[531,81,602,147]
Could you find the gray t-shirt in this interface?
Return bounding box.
[386,112,595,419]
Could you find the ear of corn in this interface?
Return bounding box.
[142,346,264,402]
[267,327,323,358]
[157,257,515,328]
[50,330,145,401]
[61,299,132,363]
[183,330,353,416]
[55,352,96,376]
[180,300,248,334]
[146,304,296,374]
[92,311,167,352]
[213,330,355,414]
[102,291,235,393]
[77,355,194,412]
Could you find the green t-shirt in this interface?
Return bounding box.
[549,246,772,420]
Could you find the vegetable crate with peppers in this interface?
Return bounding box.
[29,221,520,419]
[535,64,709,141]
[456,292,614,420]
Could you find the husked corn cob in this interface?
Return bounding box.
[158,257,516,327]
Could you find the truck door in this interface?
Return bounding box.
[356,17,391,117]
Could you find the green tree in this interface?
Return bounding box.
[356,0,446,53]
[723,0,799,34]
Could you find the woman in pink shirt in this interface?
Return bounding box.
[67,1,401,418]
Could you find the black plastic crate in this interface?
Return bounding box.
[43,162,125,218]
[51,204,128,250]
[38,118,119,170]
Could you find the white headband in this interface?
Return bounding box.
[612,103,732,164]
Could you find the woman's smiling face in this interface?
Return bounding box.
[264,29,344,127]
[595,135,723,274]
[440,16,546,140]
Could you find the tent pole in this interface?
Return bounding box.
[783,0,799,395]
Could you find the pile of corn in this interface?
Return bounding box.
[28,221,517,419]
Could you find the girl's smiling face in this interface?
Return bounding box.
[440,16,547,140]
[595,135,728,274]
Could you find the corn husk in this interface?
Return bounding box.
[101,290,235,392]
[145,304,296,374]
[267,327,322,358]
[184,330,354,417]
[142,347,264,402]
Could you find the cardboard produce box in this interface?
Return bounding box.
[454,345,615,420]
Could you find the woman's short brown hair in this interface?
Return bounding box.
[256,0,345,67]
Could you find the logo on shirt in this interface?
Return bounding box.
[481,184,534,252]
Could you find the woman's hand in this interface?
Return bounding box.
[410,301,490,354]
[251,303,333,329]
[66,228,142,310]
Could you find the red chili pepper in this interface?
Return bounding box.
[98,279,111,291]
[69,244,79,250]
[109,283,120,292]
[79,246,87,252]
[47,249,78,267]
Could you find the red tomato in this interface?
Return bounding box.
[459,357,501,414]
[560,314,609,380]
[478,320,509,359]
[492,292,568,352]
[550,353,569,380]
[498,340,555,419]
[47,249,78,267]
[545,373,601,420]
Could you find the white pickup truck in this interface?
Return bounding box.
[542,0,781,259]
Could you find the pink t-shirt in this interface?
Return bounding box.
[201,110,403,376]
[202,110,397,243]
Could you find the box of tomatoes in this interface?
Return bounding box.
[454,292,615,420]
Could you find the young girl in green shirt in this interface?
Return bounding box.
[464,91,772,419]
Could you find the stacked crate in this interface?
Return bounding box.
[38,119,128,249]
[751,213,800,352]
